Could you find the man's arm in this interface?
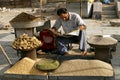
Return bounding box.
[49,27,60,37]
[49,18,62,36]
[75,13,86,30]
[52,18,61,30]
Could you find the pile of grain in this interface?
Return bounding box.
[51,59,114,76]
[10,12,41,22]
[5,57,47,75]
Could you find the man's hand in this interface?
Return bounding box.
[49,28,59,37]
[79,25,86,30]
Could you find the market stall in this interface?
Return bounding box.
[4,57,115,80]
[10,12,49,59]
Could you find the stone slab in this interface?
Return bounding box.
[110,19,120,26]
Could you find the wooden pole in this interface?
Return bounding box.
[0,44,12,65]
[40,0,42,13]
[80,0,82,17]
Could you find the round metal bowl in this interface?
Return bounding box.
[35,58,60,71]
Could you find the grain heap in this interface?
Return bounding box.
[10,12,40,22]
[12,34,42,50]
[50,59,114,76]
[5,57,47,75]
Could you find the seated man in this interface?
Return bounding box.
[51,8,87,56]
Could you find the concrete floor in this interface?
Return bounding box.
[0,7,120,80]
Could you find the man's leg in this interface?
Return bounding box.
[56,41,68,55]
[79,30,87,55]
[56,36,71,55]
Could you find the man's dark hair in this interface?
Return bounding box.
[57,8,68,16]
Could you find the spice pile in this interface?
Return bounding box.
[5,57,47,75]
[12,34,42,50]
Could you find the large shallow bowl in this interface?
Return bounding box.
[35,58,60,71]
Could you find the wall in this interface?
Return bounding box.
[116,2,120,18]
[67,0,93,18]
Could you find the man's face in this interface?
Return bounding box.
[59,13,69,21]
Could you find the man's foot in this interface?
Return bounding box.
[81,51,87,56]
[64,52,70,56]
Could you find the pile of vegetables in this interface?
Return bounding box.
[12,34,42,50]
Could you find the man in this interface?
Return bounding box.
[51,8,87,56]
